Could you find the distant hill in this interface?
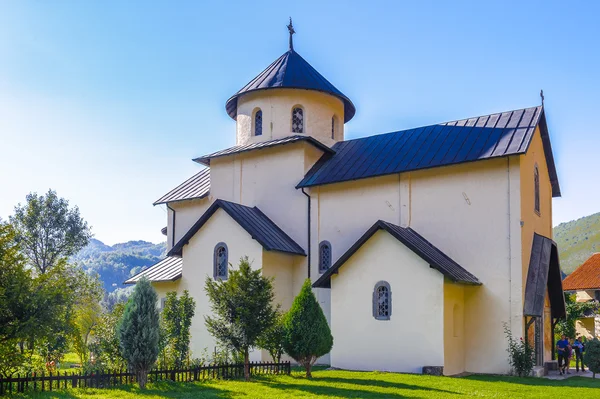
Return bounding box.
[72,238,166,293]
[554,212,600,274]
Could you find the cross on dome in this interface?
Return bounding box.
[287,17,295,50]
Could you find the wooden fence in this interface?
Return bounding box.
[0,361,291,394]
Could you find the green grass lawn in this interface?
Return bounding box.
[6,369,600,399]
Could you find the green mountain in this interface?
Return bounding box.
[72,238,166,293]
[553,212,600,274]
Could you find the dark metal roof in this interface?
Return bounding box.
[524,233,566,319]
[193,135,334,166]
[313,220,481,288]
[154,168,210,205]
[124,256,182,285]
[298,106,561,198]
[168,199,306,257]
[225,50,356,123]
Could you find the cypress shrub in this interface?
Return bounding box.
[283,279,333,378]
[118,277,160,389]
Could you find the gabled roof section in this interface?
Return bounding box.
[124,256,182,285]
[193,135,334,166]
[562,253,600,291]
[154,168,210,205]
[524,233,566,319]
[168,199,306,257]
[298,106,561,197]
[226,50,355,123]
[313,220,481,288]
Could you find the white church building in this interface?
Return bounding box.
[127,23,566,376]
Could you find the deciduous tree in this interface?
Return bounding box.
[257,311,286,363]
[204,257,277,381]
[10,189,92,274]
[555,294,600,340]
[162,290,196,368]
[283,279,333,378]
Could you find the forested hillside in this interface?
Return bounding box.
[554,212,600,274]
[72,238,166,293]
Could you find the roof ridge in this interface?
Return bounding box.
[340,105,543,146]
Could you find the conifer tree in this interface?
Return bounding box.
[118,277,160,389]
[205,256,277,381]
[585,338,600,378]
[283,279,333,378]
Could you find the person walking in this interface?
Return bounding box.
[556,334,570,375]
[573,337,586,372]
[565,337,573,374]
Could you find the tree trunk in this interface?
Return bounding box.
[303,359,312,378]
[244,348,250,381]
[137,369,148,389]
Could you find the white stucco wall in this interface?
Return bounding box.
[168,198,212,249]
[408,158,521,374]
[209,143,314,252]
[236,89,344,146]
[330,230,444,373]
[177,208,264,361]
[315,157,522,374]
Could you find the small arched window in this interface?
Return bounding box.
[331,116,336,139]
[319,241,332,273]
[373,281,392,320]
[213,242,228,280]
[534,165,540,215]
[292,107,304,133]
[254,109,262,136]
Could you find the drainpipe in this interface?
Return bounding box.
[166,203,176,248]
[301,188,311,279]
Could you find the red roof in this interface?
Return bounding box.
[562,253,600,291]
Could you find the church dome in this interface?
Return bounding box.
[225,49,356,123]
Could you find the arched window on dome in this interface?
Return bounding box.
[534,164,540,215]
[254,109,262,136]
[331,116,338,139]
[292,107,304,133]
[213,242,228,281]
[373,281,391,320]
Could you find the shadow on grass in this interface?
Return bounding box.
[464,374,600,388]
[256,375,461,398]
[313,376,459,394]
[23,380,232,399]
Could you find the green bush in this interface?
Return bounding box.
[503,323,535,377]
[118,277,160,389]
[283,279,333,378]
[584,338,600,378]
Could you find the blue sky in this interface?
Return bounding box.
[0,1,598,244]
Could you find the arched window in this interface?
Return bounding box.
[254,109,262,136]
[292,107,304,133]
[331,116,336,139]
[213,242,228,280]
[534,165,540,215]
[373,281,392,320]
[319,241,332,273]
